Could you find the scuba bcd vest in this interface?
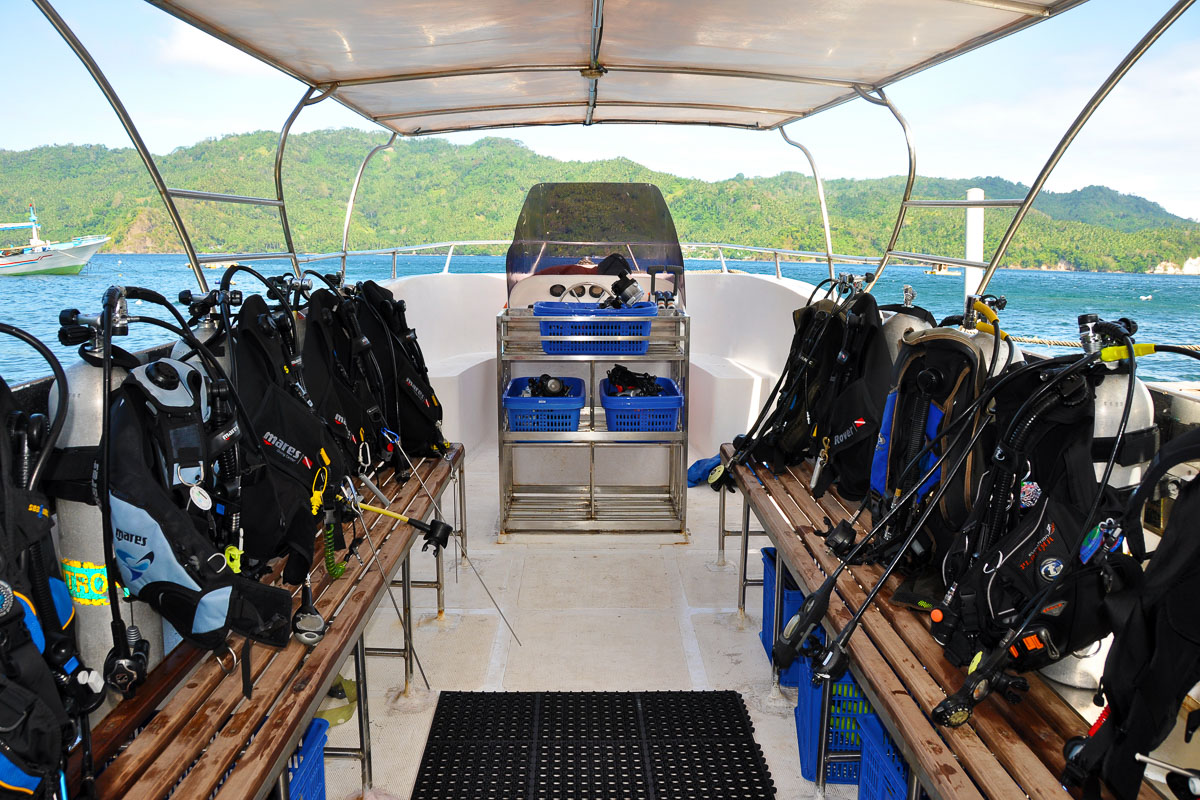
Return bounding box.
[300,287,387,470]
[932,358,1152,671]
[353,281,446,458]
[807,298,933,501]
[228,294,350,584]
[1063,428,1200,800]
[746,291,908,501]
[0,351,99,798]
[867,327,1018,572]
[105,359,292,653]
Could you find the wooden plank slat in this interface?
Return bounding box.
[170,461,443,799]
[214,455,454,800]
[758,468,1029,800]
[89,446,461,798]
[737,468,984,800]
[775,464,1060,799]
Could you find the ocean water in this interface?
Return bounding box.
[0,253,1197,384]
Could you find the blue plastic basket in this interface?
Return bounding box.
[288,717,329,800]
[532,301,657,355]
[598,378,682,432]
[795,656,872,785]
[857,713,910,800]
[760,547,818,687]
[502,377,586,431]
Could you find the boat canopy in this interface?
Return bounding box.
[148,0,1085,136]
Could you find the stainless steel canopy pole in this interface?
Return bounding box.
[854,86,916,293]
[33,0,207,291]
[276,85,336,279]
[778,128,836,281]
[584,0,605,125]
[975,0,1195,295]
[341,133,398,280]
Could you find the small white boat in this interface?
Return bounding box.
[924,264,962,276]
[0,204,109,276]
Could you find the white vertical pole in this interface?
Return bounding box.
[964,187,985,301]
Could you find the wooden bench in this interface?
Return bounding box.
[719,443,1162,800]
[67,445,466,800]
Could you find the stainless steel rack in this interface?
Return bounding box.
[497,308,690,535]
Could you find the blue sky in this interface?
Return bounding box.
[6,0,1199,219]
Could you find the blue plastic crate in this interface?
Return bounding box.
[760,547,817,687]
[857,713,909,800]
[288,717,329,800]
[532,301,657,355]
[796,656,872,785]
[502,377,586,432]
[599,378,683,432]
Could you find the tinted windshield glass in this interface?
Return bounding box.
[505,182,684,297]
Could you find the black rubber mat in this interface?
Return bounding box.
[413,691,776,800]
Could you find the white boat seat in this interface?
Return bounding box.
[688,353,778,460]
[427,351,497,453]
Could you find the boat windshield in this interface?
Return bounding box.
[505,182,684,297]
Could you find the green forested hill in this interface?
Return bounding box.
[1,130,1196,272]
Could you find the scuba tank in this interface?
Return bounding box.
[877,284,934,366]
[1081,314,1157,494]
[48,304,163,719]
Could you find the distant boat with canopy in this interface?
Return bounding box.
[0,203,109,275]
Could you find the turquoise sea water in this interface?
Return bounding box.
[0,253,1197,384]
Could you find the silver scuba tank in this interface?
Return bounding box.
[1092,365,1155,492]
[881,313,931,366]
[1040,317,1155,690]
[48,345,164,719]
[169,317,229,375]
[880,285,932,365]
[972,329,1025,378]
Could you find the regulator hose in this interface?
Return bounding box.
[978,389,1065,554]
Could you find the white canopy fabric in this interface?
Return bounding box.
[148,0,1086,135]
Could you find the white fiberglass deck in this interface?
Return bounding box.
[321,444,843,800]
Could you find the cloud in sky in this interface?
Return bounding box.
[156,23,276,77]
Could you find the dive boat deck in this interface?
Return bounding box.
[317,443,1200,800]
[319,446,839,800]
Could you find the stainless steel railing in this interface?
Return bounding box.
[293,239,882,279]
